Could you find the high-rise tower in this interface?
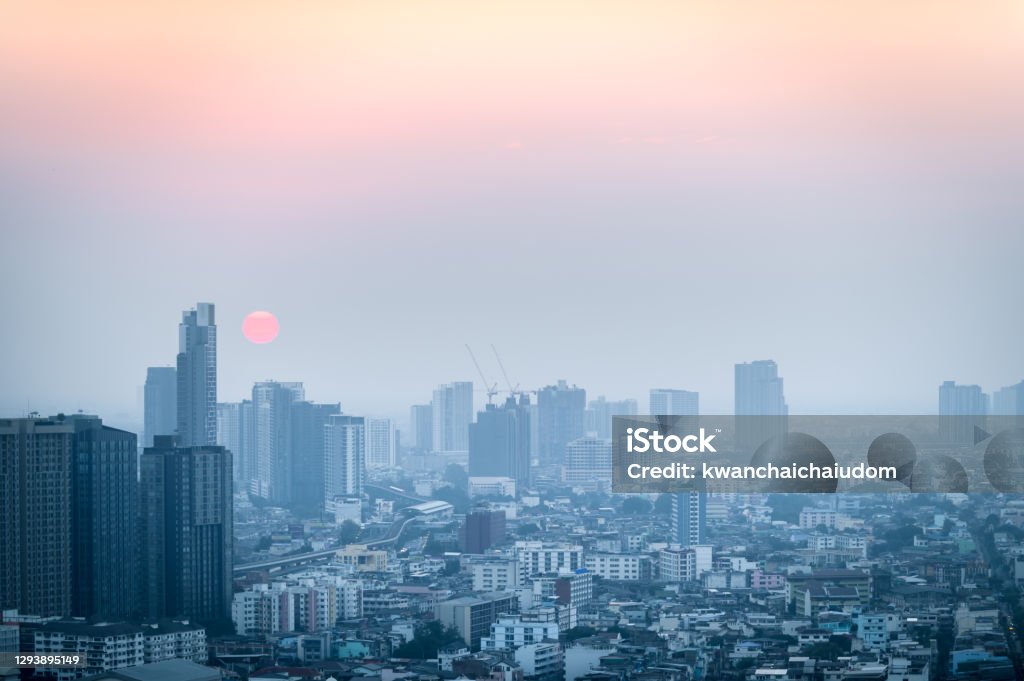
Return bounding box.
[176,303,217,446]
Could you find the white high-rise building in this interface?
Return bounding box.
[325,415,365,501]
[365,418,395,468]
[251,381,304,502]
[563,436,612,490]
[217,400,254,485]
[432,381,473,454]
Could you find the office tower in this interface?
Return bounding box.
[176,303,217,446]
[468,395,531,489]
[734,360,789,450]
[672,493,707,547]
[649,389,699,416]
[290,401,341,515]
[140,436,233,623]
[536,380,586,466]
[938,380,989,443]
[0,414,139,620]
[217,400,254,486]
[365,418,395,469]
[67,415,139,620]
[144,367,177,447]
[410,404,433,452]
[993,380,1024,416]
[0,417,74,616]
[432,382,473,454]
[251,381,305,503]
[585,397,638,439]
[324,415,365,502]
[460,509,507,553]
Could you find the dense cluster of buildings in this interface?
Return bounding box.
[4,300,1024,681]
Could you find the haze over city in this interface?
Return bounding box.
[2,1,1023,429]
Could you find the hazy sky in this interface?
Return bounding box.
[2,1,1023,430]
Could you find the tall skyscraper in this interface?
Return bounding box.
[649,389,699,416]
[585,396,638,439]
[468,395,531,489]
[0,417,74,617]
[672,493,707,547]
[734,360,788,450]
[290,400,341,514]
[536,380,586,466]
[217,400,254,486]
[67,415,139,620]
[140,435,233,624]
[144,366,177,447]
[176,303,217,447]
[938,380,988,443]
[432,382,473,454]
[251,381,305,503]
[365,418,396,469]
[994,380,1024,416]
[409,404,433,452]
[1,415,139,620]
[324,415,365,502]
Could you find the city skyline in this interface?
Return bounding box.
[8,317,1024,436]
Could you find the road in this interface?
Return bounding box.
[233,513,419,576]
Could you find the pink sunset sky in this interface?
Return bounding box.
[1,1,1023,425]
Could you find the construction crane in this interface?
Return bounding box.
[465,344,499,404]
[491,344,521,397]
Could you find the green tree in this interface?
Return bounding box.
[517,522,542,537]
[338,519,361,544]
[621,497,653,516]
[443,464,469,491]
[434,485,471,513]
[394,622,463,658]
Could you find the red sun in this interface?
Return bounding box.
[242,311,279,344]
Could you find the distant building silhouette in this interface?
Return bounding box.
[140,435,232,623]
[176,303,217,447]
[649,389,699,416]
[734,360,789,451]
[144,367,177,447]
[409,404,433,452]
[469,395,531,490]
[432,382,473,455]
[938,380,988,443]
[536,380,586,466]
[290,400,341,515]
[585,396,637,439]
[324,415,365,502]
[251,381,304,504]
[993,380,1024,416]
[217,400,254,487]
